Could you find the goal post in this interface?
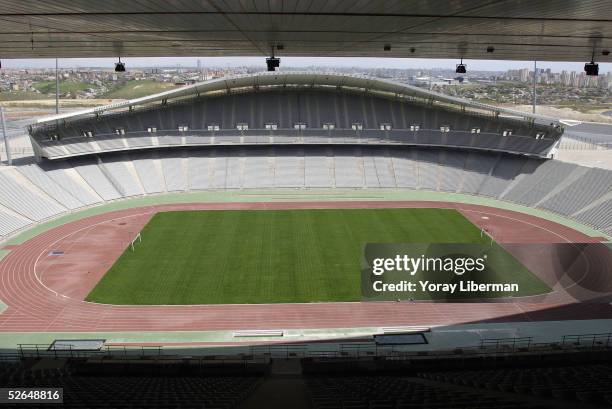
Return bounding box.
[130,232,142,252]
[480,227,494,247]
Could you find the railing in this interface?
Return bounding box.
[250,344,308,358]
[36,127,547,142]
[561,332,612,347]
[479,337,533,351]
[35,128,557,159]
[8,333,612,362]
[16,343,163,360]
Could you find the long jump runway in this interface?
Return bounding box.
[0,201,611,334]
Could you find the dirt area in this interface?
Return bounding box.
[0,99,127,110]
[506,104,612,124]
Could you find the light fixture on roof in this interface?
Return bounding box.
[584,60,599,76]
[266,46,280,72]
[585,51,599,76]
[455,58,466,74]
[266,56,280,71]
[115,57,125,72]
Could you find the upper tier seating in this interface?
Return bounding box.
[31,89,559,160]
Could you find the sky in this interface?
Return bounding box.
[1,57,610,74]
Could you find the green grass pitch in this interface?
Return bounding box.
[85,208,550,305]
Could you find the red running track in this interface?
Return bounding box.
[0,201,611,334]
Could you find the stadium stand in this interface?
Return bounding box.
[299,347,612,409]
[539,168,612,216]
[0,145,610,242]
[99,155,146,197]
[0,205,31,237]
[0,73,603,242]
[17,163,85,210]
[32,127,558,160]
[306,375,553,409]
[3,347,612,409]
[38,162,103,206]
[132,152,166,194]
[28,73,563,161]
[72,159,122,201]
[501,160,577,206]
[574,199,612,229]
[0,361,261,409]
[0,168,65,221]
[161,155,188,192]
[420,364,612,407]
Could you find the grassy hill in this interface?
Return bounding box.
[33,80,91,95]
[103,80,179,99]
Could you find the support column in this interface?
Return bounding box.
[0,107,11,165]
[532,61,537,114]
[55,58,60,114]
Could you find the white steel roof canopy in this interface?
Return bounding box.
[33,71,562,129]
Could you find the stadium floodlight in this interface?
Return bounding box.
[115,57,125,72]
[266,57,280,71]
[584,50,599,76]
[266,45,280,71]
[584,60,599,76]
[455,58,467,74]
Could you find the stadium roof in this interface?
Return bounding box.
[34,71,560,128]
[0,0,610,62]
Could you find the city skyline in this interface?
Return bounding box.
[1,57,610,74]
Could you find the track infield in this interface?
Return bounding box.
[85,208,550,305]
